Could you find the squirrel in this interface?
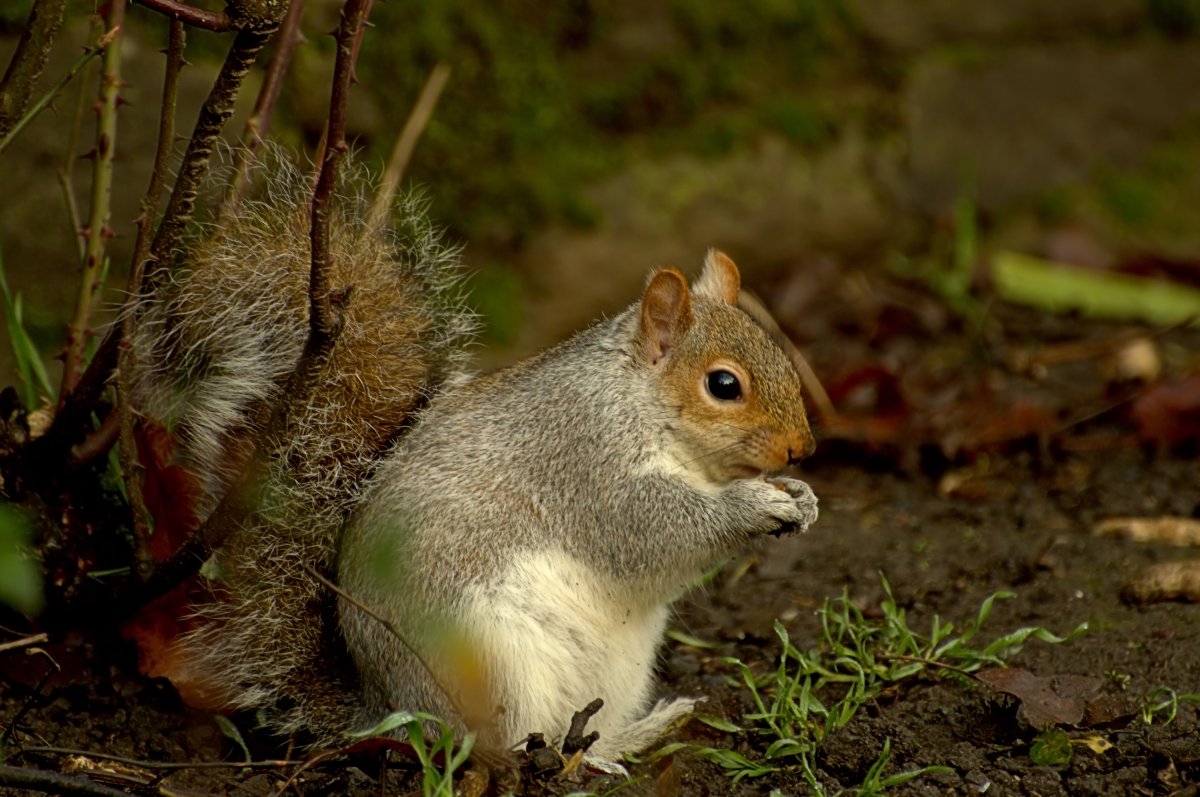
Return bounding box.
[129,152,818,764]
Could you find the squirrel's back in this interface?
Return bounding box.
[130,151,476,742]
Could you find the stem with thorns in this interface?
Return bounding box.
[120,19,186,578]
[126,0,367,603]
[0,0,68,139]
[221,0,307,219]
[55,40,99,263]
[59,5,125,404]
[0,29,115,158]
[144,24,279,292]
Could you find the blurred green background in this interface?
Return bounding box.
[3,0,1200,386]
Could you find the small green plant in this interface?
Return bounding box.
[213,715,252,762]
[351,711,474,797]
[0,243,55,410]
[664,574,1085,794]
[889,194,983,324]
[1029,728,1072,766]
[1139,686,1200,726]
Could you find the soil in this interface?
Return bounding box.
[1,283,1199,796]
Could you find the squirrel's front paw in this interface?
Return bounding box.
[764,477,818,537]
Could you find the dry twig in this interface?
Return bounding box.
[370,62,451,227]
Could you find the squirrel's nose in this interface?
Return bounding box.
[786,433,817,465]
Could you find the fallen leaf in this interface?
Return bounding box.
[134,421,203,559]
[1093,517,1200,547]
[1129,376,1200,450]
[656,756,681,797]
[1073,734,1114,754]
[1121,560,1200,604]
[992,251,1200,325]
[977,668,1103,728]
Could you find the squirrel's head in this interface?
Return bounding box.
[637,251,815,485]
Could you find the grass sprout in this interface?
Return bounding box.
[673,573,1086,794]
[349,711,474,797]
[1139,686,1200,726]
[0,242,55,409]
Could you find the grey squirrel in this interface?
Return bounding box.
[130,154,818,763]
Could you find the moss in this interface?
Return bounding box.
[354,0,850,247]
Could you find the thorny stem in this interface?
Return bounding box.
[56,44,98,263]
[59,4,125,405]
[221,0,308,219]
[126,0,338,600]
[145,24,280,292]
[131,0,233,32]
[0,0,68,139]
[0,29,115,158]
[369,62,451,228]
[120,19,186,579]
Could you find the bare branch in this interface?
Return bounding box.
[221,0,308,218]
[306,0,372,346]
[0,764,131,797]
[59,5,125,403]
[0,0,68,139]
[146,22,282,291]
[131,0,233,32]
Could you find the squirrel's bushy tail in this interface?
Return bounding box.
[130,148,476,743]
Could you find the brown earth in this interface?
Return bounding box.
[1,284,1199,796]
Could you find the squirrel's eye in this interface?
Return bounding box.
[706,369,742,401]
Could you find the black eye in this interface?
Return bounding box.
[706,369,742,401]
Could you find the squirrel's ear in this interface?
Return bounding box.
[639,269,693,367]
[693,250,741,305]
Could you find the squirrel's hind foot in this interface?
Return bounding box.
[583,696,699,768]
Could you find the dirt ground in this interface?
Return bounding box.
[1,277,1199,796]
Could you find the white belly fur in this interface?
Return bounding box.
[462,548,672,754]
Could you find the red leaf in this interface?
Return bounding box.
[1130,375,1200,449]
